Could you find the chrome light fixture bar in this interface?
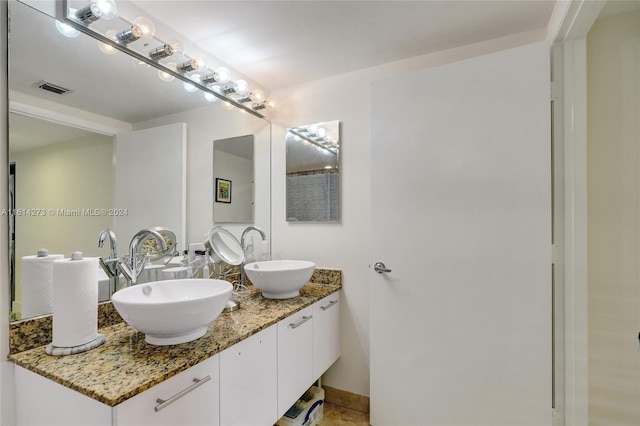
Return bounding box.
[176,59,199,73]
[63,0,266,118]
[288,129,338,155]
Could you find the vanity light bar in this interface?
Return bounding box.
[63,0,271,118]
[288,129,338,155]
[176,59,199,73]
[149,44,174,60]
[116,25,141,44]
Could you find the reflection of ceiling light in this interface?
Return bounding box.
[75,0,117,23]
[204,92,218,102]
[55,20,80,38]
[157,62,176,82]
[183,74,201,93]
[97,30,118,55]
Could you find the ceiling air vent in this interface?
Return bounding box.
[35,81,72,96]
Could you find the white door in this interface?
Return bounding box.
[370,42,552,425]
[115,123,186,250]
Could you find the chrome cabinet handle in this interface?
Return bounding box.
[154,375,211,412]
[289,315,312,329]
[374,262,392,274]
[320,300,338,311]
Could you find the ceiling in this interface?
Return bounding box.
[130,0,559,90]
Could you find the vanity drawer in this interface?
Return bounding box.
[277,306,314,417]
[113,355,220,426]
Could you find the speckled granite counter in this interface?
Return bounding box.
[9,282,341,407]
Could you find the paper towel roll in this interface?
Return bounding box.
[21,250,64,318]
[52,253,99,348]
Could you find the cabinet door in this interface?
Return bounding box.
[113,355,219,426]
[15,366,111,426]
[277,306,314,417]
[219,325,278,426]
[313,292,340,378]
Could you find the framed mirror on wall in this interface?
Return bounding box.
[286,120,340,222]
[7,1,271,321]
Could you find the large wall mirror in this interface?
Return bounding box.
[8,1,271,321]
[286,121,340,222]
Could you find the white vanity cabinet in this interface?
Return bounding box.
[14,290,341,426]
[113,355,219,426]
[313,293,340,378]
[15,354,219,426]
[277,305,314,417]
[219,324,278,426]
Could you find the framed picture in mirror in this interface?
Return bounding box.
[216,178,232,203]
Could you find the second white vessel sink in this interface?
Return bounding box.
[244,260,315,299]
[111,279,232,345]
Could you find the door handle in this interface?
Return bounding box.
[374,262,392,274]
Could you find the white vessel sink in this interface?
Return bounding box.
[111,279,232,345]
[244,260,315,299]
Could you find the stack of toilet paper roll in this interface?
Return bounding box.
[51,251,100,350]
[21,249,63,318]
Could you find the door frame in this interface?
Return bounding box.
[552,1,606,425]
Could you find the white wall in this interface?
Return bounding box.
[587,9,640,424]
[270,28,547,397]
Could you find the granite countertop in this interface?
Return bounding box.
[9,282,341,407]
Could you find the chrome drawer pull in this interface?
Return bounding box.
[154,375,211,412]
[320,300,338,311]
[289,315,312,329]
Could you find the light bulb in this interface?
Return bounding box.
[93,0,117,19]
[204,91,218,102]
[76,0,117,22]
[234,79,249,96]
[158,62,176,82]
[167,40,184,55]
[55,20,80,38]
[183,74,201,93]
[149,40,182,60]
[176,59,199,73]
[97,30,118,55]
[132,16,155,38]
[215,67,230,84]
[249,89,265,103]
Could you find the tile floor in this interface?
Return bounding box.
[321,402,370,426]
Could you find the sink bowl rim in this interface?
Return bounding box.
[111,278,232,306]
[244,259,316,271]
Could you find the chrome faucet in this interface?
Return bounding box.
[117,229,167,286]
[98,228,120,295]
[240,226,267,289]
